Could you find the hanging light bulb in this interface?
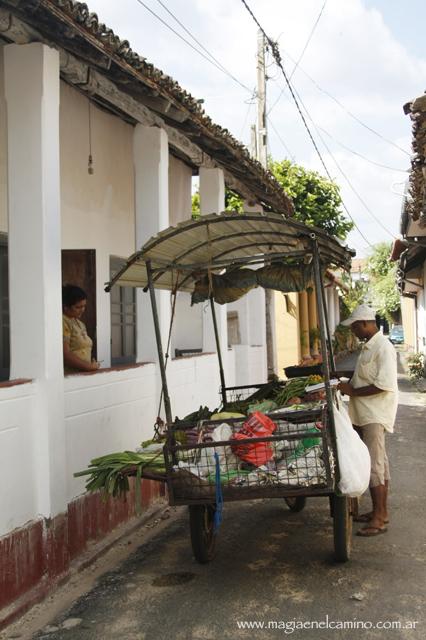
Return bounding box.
[88,101,94,175]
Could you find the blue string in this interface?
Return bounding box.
[213,452,223,532]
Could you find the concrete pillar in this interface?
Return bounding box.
[133,125,171,363]
[4,43,66,516]
[334,290,340,328]
[298,291,310,360]
[199,168,228,376]
[199,167,225,214]
[307,287,320,357]
[327,287,336,334]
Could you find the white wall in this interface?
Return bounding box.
[168,155,192,226]
[0,47,7,234]
[417,264,426,353]
[171,292,203,355]
[167,353,225,418]
[65,364,157,500]
[167,156,203,355]
[60,83,135,366]
[231,345,267,387]
[0,58,267,540]
[0,382,37,536]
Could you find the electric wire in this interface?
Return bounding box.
[269,76,406,172]
[239,97,256,141]
[267,0,329,115]
[315,125,408,173]
[134,0,254,94]
[268,118,296,161]
[278,47,410,157]
[154,0,253,91]
[240,0,386,248]
[291,83,396,239]
[289,0,327,81]
[239,3,335,183]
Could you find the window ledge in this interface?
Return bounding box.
[0,378,33,389]
[171,352,214,361]
[64,362,152,377]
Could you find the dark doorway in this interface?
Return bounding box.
[61,249,97,359]
[0,234,9,381]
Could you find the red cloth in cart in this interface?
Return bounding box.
[231,412,277,466]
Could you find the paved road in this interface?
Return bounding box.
[28,353,426,639]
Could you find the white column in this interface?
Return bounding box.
[4,43,66,516]
[199,168,228,375]
[327,287,335,335]
[334,290,340,328]
[199,167,225,214]
[133,125,171,363]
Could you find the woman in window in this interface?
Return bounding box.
[62,284,99,373]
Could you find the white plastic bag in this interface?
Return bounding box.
[333,395,371,497]
[197,423,239,474]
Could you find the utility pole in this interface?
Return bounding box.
[256,30,277,378]
[256,30,268,169]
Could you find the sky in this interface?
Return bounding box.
[86,0,426,256]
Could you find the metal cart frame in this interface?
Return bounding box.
[106,212,355,563]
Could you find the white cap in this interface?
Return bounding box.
[340,303,376,326]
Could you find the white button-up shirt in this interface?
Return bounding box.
[348,331,398,432]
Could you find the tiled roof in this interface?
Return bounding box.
[403,94,426,227]
[3,0,293,214]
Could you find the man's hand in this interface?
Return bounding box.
[338,382,384,398]
[338,381,354,396]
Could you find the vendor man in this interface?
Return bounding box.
[338,304,398,537]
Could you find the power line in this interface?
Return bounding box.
[268,76,406,172]
[268,117,295,161]
[238,97,256,141]
[154,0,252,91]
[268,0,327,116]
[240,0,374,248]
[134,0,254,94]
[239,1,331,177]
[315,125,408,173]
[291,83,396,240]
[280,47,410,158]
[289,0,327,81]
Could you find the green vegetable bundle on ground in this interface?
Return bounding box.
[74,449,166,506]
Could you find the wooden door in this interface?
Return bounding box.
[61,249,97,358]
[0,236,9,381]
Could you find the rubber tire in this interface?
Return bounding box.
[284,496,307,512]
[189,504,217,564]
[333,495,352,562]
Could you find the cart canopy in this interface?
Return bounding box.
[106,212,354,296]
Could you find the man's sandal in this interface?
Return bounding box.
[353,513,389,524]
[356,526,387,537]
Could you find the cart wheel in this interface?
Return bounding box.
[284,496,307,512]
[189,504,217,564]
[332,495,352,562]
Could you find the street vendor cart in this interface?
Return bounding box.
[104,211,355,564]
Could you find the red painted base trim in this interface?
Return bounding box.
[0,479,164,628]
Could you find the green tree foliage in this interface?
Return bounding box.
[270,160,353,240]
[366,242,400,322]
[340,278,369,318]
[191,188,243,218]
[191,191,200,216]
[192,160,352,240]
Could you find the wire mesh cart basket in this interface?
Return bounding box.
[106,212,355,564]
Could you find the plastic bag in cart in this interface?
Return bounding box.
[231,412,277,467]
[333,395,371,497]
